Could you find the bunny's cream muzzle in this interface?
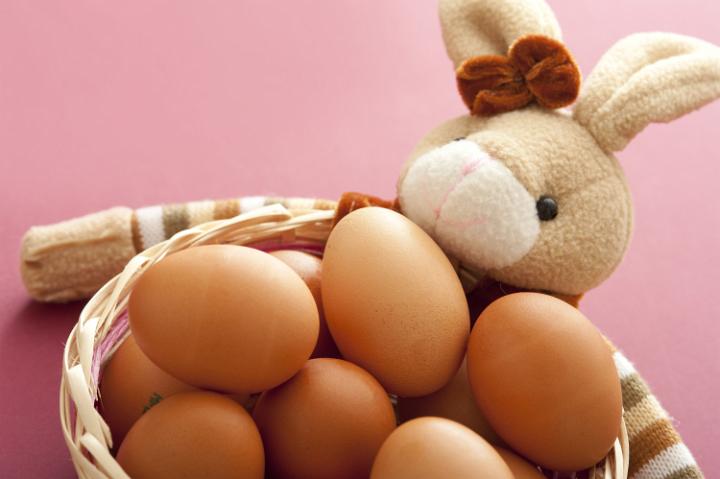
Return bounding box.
[398,140,540,271]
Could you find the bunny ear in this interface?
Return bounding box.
[574,33,720,152]
[439,0,562,68]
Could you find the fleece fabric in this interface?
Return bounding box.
[20,207,136,302]
[20,197,336,302]
[398,107,634,296]
[574,32,720,152]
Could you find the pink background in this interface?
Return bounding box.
[1,0,719,477]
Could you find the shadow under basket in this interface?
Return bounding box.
[59,203,630,479]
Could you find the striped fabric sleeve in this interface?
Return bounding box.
[613,351,703,479]
[131,196,337,251]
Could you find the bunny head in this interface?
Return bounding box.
[397,0,720,297]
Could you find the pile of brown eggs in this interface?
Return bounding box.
[100,207,622,479]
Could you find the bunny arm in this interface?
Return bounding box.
[20,192,399,303]
[610,348,702,479]
[20,196,336,302]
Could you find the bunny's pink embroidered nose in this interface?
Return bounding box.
[432,156,489,220]
[463,158,482,175]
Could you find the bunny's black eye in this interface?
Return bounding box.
[536,195,558,221]
[452,137,466,142]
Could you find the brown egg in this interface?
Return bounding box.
[495,448,545,479]
[117,391,264,479]
[467,293,622,472]
[269,250,339,358]
[253,358,396,479]
[99,334,198,447]
[370,417,514,479]
[129,245,319,393]
[322,207,469,397]
[397,357,502,445]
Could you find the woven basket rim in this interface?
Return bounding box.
[59,202,629,479]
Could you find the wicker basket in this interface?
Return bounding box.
[59,203,629,479]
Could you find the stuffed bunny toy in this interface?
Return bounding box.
[20,0,720,477]
[398,0,720,306]
[391,3,720,476]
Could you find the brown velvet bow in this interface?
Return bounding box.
[456,34,581,116]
